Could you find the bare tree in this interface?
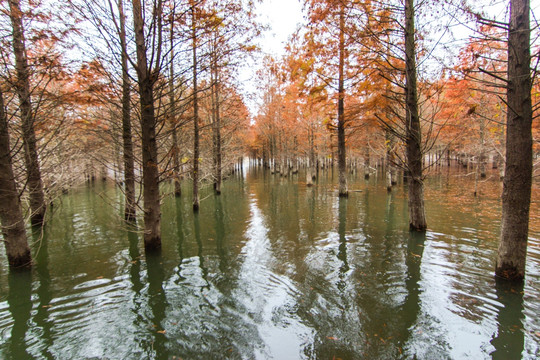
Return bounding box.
[0,88,31,268]
[132,0,163,250]
[8,0,46,227]
[496,0,533,280]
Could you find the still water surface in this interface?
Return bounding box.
[0,167,539,359]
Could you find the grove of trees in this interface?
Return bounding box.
[0,0,538,282]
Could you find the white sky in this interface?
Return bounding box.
[255,0,305,57]
[239,0,304,116]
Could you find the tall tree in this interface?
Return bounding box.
[169,17,182,198]
[8,0,46,226]
[404,0,426,231]
[117,0,136,221]
[191,0,201,211]
[303,0,360,197]
[132,0,162,250]
[210,32,222,194]
[496,0,532,280]
[336,0,347,197]
[0,88,31,268]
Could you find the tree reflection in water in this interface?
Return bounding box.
[491,278,525,359]
[7,270,32,360]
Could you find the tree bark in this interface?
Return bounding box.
[496,0,532,281]
[118,0,136,222]
[404,0,426,231]
[169,26,181,198]
[191,2,200,211]
[132,0,161,250]
[211,41,222,195]
[0,89,32,269]
[9,0,46,227]
[337,2,348,197]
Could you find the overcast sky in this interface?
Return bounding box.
[238,0,304,115]
[255,0,305,57]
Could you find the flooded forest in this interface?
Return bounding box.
[0,0,539,359]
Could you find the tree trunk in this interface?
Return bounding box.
[132,0,161,250]
[0,89,31,269]
[496,0,532,281]
[9,0,46,227]
[337,3,348,197]
[119,0,136,221]
[404,0,426,231]
[169,26,181,198]
[211,42,222,195]
[386,130,395,192]
[171,122,182,198]
[191,3,200,211]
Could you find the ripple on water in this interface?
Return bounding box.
[46,276,130,333]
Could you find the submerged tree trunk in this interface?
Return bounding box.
[496,0,532,281]
[0,89,32,269]
[191,3,200,211]
[404,0,426,231]
[9,0,46,227]
[118,0,136,222]
[132,0,161,250]
[337,3,348,197]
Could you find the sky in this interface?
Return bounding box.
[255,0,305,57]
[239,0,305,115]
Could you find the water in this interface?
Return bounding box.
[0,167,539,359]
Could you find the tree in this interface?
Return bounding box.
[496,0,533,280]
[132,0,163,250]
[0,88,31,268]
[303,0,368,196]
[403,0,426,231]
[336,0,347,196]
[191,0,201,211]
[8,0,46,227]
[118,0,137,221]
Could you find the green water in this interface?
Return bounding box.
[0,167,539,359]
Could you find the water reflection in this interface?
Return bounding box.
[399,231,425,356]
[6,270,32,360]
[0,169,538,359]
[214,196,228,275]
[33,227,54,359]
[146,250,168,359]
[127,227,143,294]
[175,198,185,264]
[193,212,209,289]
[491,279,525,359]
[337,197,349,292]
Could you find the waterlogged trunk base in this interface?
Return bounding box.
[144,235,162,251]
[6,246,32,269]
[495,261,525,281]
[496,232,528,280]
[408,178,427,232]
